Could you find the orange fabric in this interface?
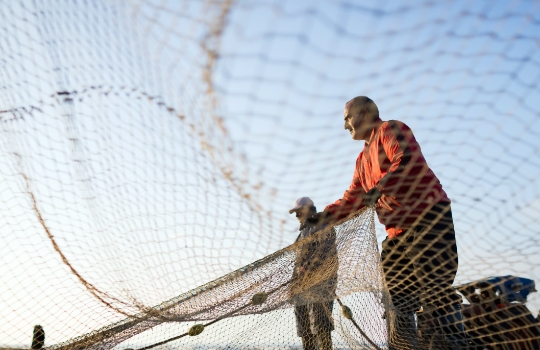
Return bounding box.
[386,227,403,239]
[324,120,450,236]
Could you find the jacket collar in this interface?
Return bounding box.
[365,118,383,146]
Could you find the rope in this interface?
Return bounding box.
[137,279,291,350]
[336,298,382,350]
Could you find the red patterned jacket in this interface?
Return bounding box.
[324,119,450,238]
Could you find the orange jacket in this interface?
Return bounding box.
[324,119,450,238]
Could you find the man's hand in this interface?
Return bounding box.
[364,187,382,206]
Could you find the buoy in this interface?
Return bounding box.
[251,292,268,305]
[188,324,204,336]
[341,304,353,320]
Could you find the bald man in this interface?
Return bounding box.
[310,97,469,349]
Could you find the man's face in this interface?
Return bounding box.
[343,104,373,141]
[295,206,311,223]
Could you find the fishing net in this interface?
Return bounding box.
[43,208,389,350]
[1,0,540,349]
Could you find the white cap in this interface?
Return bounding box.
[289,197,314,214]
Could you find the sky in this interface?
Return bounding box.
[0,0,539,347]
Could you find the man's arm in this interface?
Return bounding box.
[321,157,368,222]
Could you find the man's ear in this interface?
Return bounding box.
[361,108,372,119]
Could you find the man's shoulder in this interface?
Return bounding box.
[380,119,412,131]
[378,120,415,141]
[299,222,327,235]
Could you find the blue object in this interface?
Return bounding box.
[456,275,536,304]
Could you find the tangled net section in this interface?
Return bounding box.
[44,208,388,350]
[1,0,540,349]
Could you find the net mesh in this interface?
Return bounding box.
[43,208,387,350]
[1,0,540,349]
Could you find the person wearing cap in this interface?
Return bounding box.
[289,197,338,350]
[308,96,469,349]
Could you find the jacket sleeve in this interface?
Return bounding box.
[324,156,367,221]
[374,121,414,195]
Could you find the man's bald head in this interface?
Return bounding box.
[345,96,379,118]
[343,96,381,141]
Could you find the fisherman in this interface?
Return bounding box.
[308,96,469,349]
[290,197,338,350]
